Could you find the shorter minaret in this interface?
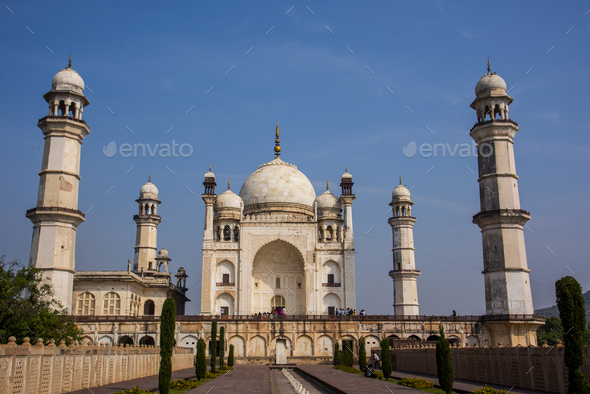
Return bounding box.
[339,167,356,309]
[388,177,420,316]
[339,167,355,241]
[202,166,217,241]
[133,176,162,272]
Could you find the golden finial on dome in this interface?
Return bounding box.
[487,56,491,74]
[209,165,211,171]
[68,52,72,69]
[326,178,329,191]
[345,166,348,173]
[228,178,231,190]
[274,122,281,157]
[148,173,151,182]
[399,175,402,185]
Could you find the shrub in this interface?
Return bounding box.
[195,338,207,381]
[436,323,454,394]
[333,365,362,374]
[228,344,234,367]
[210,321,217,373]
[359,337,367,371]
[472,386,509,394]
[169,380,199,389]
[380,337,392,379]
[158,298,176,394]
[397,377,435,389]
[556,276,590,394]
[113,386,150,394]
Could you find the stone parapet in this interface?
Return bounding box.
[386,342,590,394]
[0,337,193,394]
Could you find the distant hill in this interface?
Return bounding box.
[535,290,590,321]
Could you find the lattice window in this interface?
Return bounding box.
[77,292,95,315]
[129,294,141,316]
[102,292,121,315]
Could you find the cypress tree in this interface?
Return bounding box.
[228,344,234,367]
[436,324,454,394]
[219,326,225,369]
[556,276,590,394]
[359,337,367,371]
[210,321,217,373]
[158,298,176,394]
[195,338,207,381]
[380,337,392,380]
[333,342,341,366]
[344,342,354,367]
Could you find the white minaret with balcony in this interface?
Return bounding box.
[26,56,90,312]
[470,60,534,315]
[133,176,162,273]
[388,178,420,316]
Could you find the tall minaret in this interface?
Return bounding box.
[388,178,420,316]
[133,176,162,272]
[26,56,90,312]
[339,167,356,309]
[470,60,534,315]
[200,166,217,315]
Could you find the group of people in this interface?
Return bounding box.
[250,308,287,319]
[335,308,366,316]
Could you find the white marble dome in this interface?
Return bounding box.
[215,189,242,210]
[140,181,159,199]
[52,68,85,94]
[475,73,506,96]
[392,184,411,199]
[239,157,316,212]
[316,190,341,209]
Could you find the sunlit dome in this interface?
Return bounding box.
[239,157,316,215]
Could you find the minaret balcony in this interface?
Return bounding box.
[389,269,421,279]
[26,206,85,225]
[470,119,518,132]
[473,208,530,226]
[38,115,88,127]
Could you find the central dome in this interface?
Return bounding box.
[239,157,316,216]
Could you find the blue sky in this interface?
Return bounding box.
[1,1,589,315]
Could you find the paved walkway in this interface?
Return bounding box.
[390,370,546,394]
[186,365,272,393]
[296,365,424,393]
[69,368,195,394]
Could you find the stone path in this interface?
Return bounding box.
[186,365,272,393]
[296,365,424,393]
[68,365,550,394]
[69,368,195,394]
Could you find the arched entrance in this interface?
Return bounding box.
[118,336,134,346]
[252,240,305,314]
[139,336,155,346]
